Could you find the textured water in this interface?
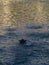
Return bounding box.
[0,0,49,65]
[0,24,49,65]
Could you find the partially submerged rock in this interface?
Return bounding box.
[19,39,26,44]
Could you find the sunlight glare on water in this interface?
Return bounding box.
[0,0,49,35]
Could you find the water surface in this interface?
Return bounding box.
[0,0,49,65]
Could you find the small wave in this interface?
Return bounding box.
[26,32,49,39]
[6,32,18,37]
[0,35,6,40]
[5,27,16,32]
[26,25,43,29]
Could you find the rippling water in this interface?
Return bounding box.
[0,0,49,65]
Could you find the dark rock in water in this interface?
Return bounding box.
[19,39,26,44]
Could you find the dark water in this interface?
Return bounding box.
[0,24,49,65]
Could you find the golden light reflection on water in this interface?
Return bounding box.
[34,2,46,23]
[0,0,49,35]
